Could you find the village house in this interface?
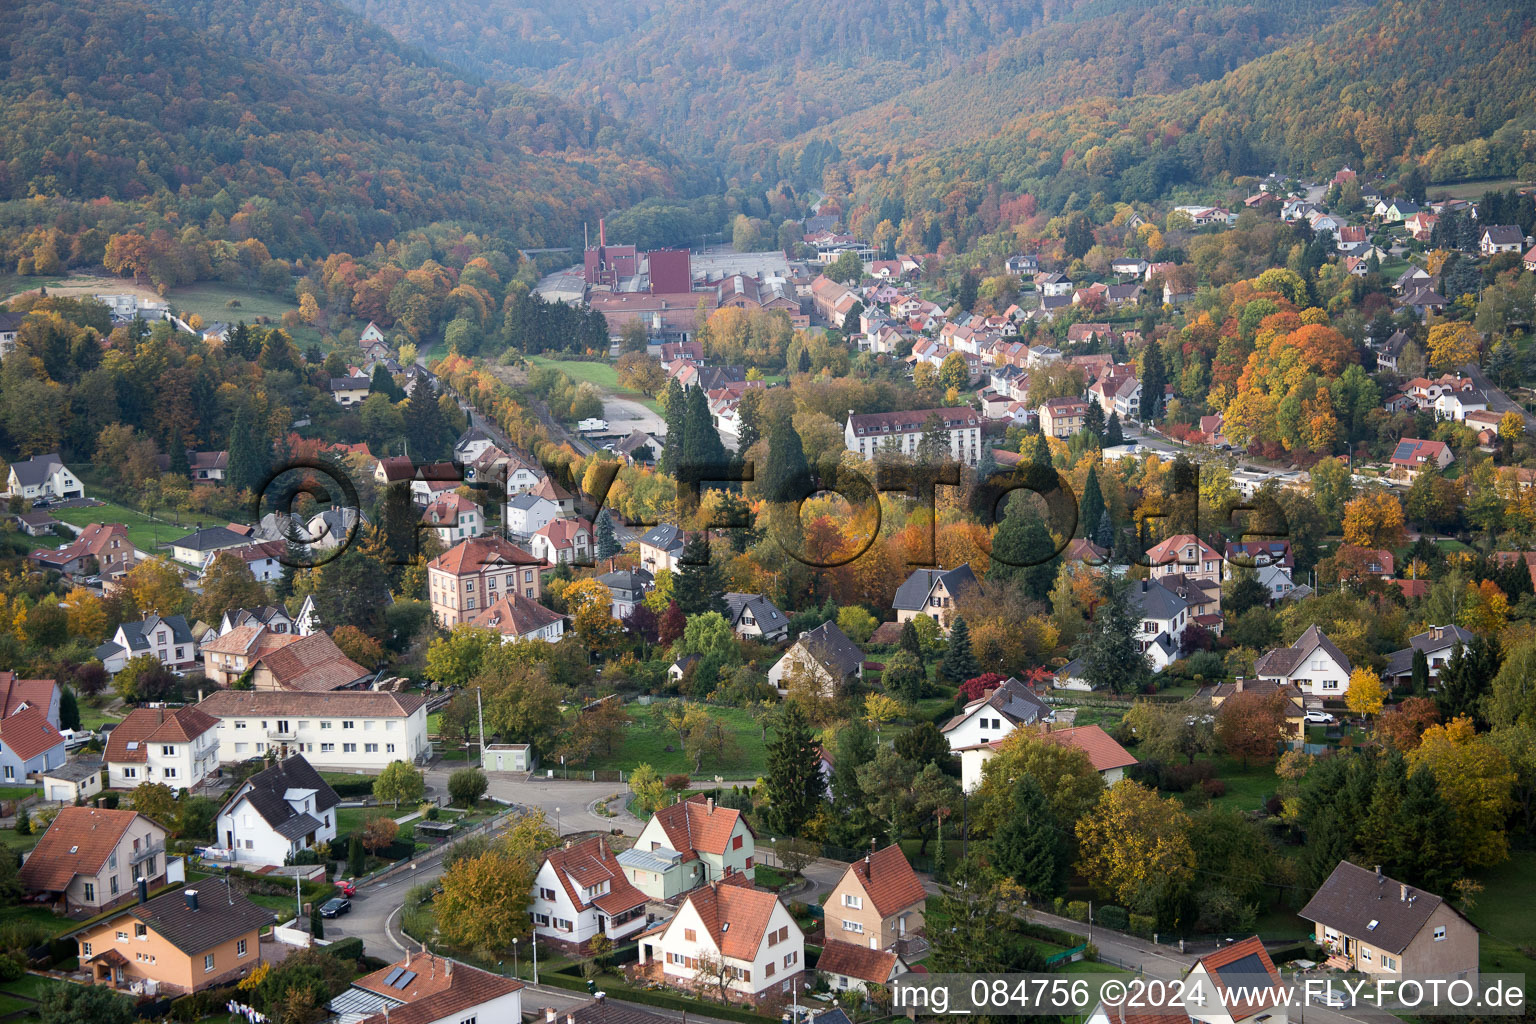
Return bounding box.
[96,614,199,675]
[957,723,1137,793]
[4,453,84,501]
[815,942,912,995]
[469,593,566,644]
[824,844,926,951]
[213,755,338,867]
[1389,438,1454,482]
[198,690,431,771]
[73,883,273,995]
[29,521,138,577]
[638,524,689,574]
[1255,625,1352,697]
[941,676,1052,752]
[623,793,756,899]
[1197,677,1314,742]
[843,407,984,465]
[1434,389,1488,422]
[1130,578,1190,671]
[243,630,373,692]
[1300,861,1478,979]
[768,621,864,696]
[505,493,561,537]
[892,565,980,632]
[597,568,653,620]
[1480,225,1525,256]
[1383,624,1475,687]
[330,376,371,405]
[426,536,546,627]
[41,759,105,804]
[724,592,789,642]
[1179,935,1289,1024]
[328,952,524,1024]
[1146,534,1222,584]
[531,835,650,951]
[1039,397,1090,438]
[105,705,221,791]
[19,807,169,913]
[529,518,592,565]
[167,526,251,568]
[421,493,483,547]
[635,879,806,1002]
[199,625,295,687]
[0,679,65,782]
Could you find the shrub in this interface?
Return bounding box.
[13,807,28,835]
[1129,913,1156,938]
[1200,778,1227,798]
[663,774,691,791]
[1094,905,1129,930]
[1064,900,1090,922]
[1264,795,1283,816]
[323,937,365,962]
[0,954,24,982]
[447,767,487,808]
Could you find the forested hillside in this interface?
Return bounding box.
[836,0,1536,256]
[335,0,1346,177]
[0,0,693,272]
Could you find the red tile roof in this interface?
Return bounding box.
[651,794,748,858]
[676,880,782,960]
[428,536,544,576]
[543,835,646,915]
[106,706,218,763]
[845,844,926,917]
[815,940,902,984]
[0,672,55,718]
[18,808,158,892]
[254,631,371,691]
[469,593,562,638]
[1033,724,1138,773]
[0,705,64,761]
[354,953,523,1024]
[197,689,426,718]
[1194,936,1282,1020]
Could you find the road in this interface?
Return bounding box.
[600,395,667,440]
[1457,361,1536,431]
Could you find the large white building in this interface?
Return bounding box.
[103,705,220,790]
[214,755,339,867]
[4,453,84,501]
[196,691,430,771]
[843,407,984,465]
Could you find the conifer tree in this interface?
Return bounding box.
[1105,412,1125,446]
[680,385,729,484]
[989,773,1063,898]
[1139,341,1166,422]
[659,379,687,476]
[1080,465,1105,541]
[941,616,979,684]
[405,380,451,461]
[674,533,726,616]
[764,702,823,836]
[761,418,811,504]
[594,509,620,560]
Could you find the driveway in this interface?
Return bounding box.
[601,396,667,439]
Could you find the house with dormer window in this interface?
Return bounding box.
[1145,534,1222,584]
[213,755,338,867]
[530,835,649,951]
[1255,625,1352,696]
[105,706,220,790]
[892,565,980,633]
[635,879,807,1001]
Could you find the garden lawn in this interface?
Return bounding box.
[0,903,77,940]
[168,282,325,351]
[335,806,400,835]
[0,829,41,856]
[526,355,662,413]
[577,703,768,778]
[0,786,38,801]
[49,501,182,554]
[1468,850,1536,978]
[1181,754,1276,812]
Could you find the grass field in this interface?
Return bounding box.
[0,272,63,299]
[0,902,76,940]
[168,282,326,351]
[48,500,185,554]
[1468,850,1536,977]
[580,703,768,778]
[1178,754,1277,812]
[527,355,662,413]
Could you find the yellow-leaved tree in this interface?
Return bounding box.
[1344,667,1384,719]
[1425,321,1480,372]
[1075,780,1195,906]
[1341,492,1406,550]
[1406,716,1516,868]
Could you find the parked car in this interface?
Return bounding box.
[319,897,351,918]
[1304,710,1337,724]
[1311,987,1352,1008]
[337,880,357,898]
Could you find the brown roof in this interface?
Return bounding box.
[469,593,562,638]
[1033,724,1138,773]
[845,844,926,917]
[1193,935,1282,1020]
[0,672,55,718]
[428,536,544,576]
[815,940,902,984]
[105,706,219,763]
[0,705,65,762]
[254,631,371,691]
[651,794,748,858]
[675,880,782,960]
[543,835,647,915]
[197,690,426,718]
[199,624,280,657]
[558,997,676,1024]
[1298,861,1459,956]
[1254,625,1351,678]
[19,808,156,892]
[846,407,981,435]
[1096,1003,1192,1024]
[122,883,275,956]
[354,953,523,1024]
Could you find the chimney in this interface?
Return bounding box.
[568,1015,577,1024]
[547,1010,558,1023]
[184,889,199,911]
[446,960,453,977]
[1400,884,1409,902]
[595,992,606,1003]
[137,878,148,905]
[1375,865,1382,876]
[706,797,715,814]
[1234,677,1244,693]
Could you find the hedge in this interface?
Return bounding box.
[1017,920,1083,948]
[1129,913,1156,938]
[1094,906,1129,930]
[541,969,771,1023]
[1063,900,1090,923]
[324,937,366,962]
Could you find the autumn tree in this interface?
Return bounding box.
[973,730,1105,836]
[1406,716,1515,867]
[1345,668,1385,720]
[192,552,268,623]
[435,846,537,953]
[122,557,188,616]
[1376,696,1439,751]
[1341,492,1406,550]
[1075,781,1195,920]
[361,815,399,854]
[1122,700,1214,765]
[1215,690,1286,767]
[1425,321,1480,372]
[374,761,425,808]
[331,626,383,668]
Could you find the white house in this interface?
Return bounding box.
[1129,579,1190,672]
[529,518,592,565]
[95,614,199,675]
[168,526,252,568]
[4,453,83,501]
[469,594,565,644]
[1255,624,1352,697]
[421,493,483,547]
[197,691,431,771]
[530,835,649,951]
[940,677,1052,752]
[768,622,864,696]
[214,755,339,867]
[843,408,984,466]
[815,942,912,994]
[724,593,789,642]
[637,880,806,1000]
[505,493,560,537]
[957,723,1136,793]
[103,705,221,790]
[329,952,523,1024]
[638,524,688,574]
[1434,390,1489,422]
[1384,624,1475,686]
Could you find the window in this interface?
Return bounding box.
[110,876,119,895]
[1434,926,1447,941]
[1361,949,1372,963]
[161,744,175,756]
[143,856,155,875]
[205,953,216,972]
[135,923,147,938]
[784,952,798,967]
[234,721,246,730]
[842,894,862,909]
[342,721,355,730]
[732,835,743,850]
[745,856,754,869]
[539,887,556,901]
[82,942,92,957]
[109,852,117,870]
[766,962,776,978]
[116,930,128,941]
[123,767,137,780]
[320,721,332,730]
[321,743,335,753]
[237,939,247,957]
[343,743,357,753]
[386,744,396,753]
[684,928,697,942]
[1383,956,1396,971]
[365,743,379,753]
[842,920,863,933]
[164,768,177,779]
[84,882,95,902]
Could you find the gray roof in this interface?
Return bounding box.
[640,523,686,553]
[0,311,25,332]
[219,755,339,840]
[1483,225,1524,245]
[616,430,661,456]
[126,883,276,955]
[943,677,1050,733]
[793,621,863,679]
[508,492,553,511]
[119,614,194,652]
[1255,624,1351,678]
[9,453,64,488]
[43,759,103,783]
[616,845,683,874]
[330,376,371,390]
[892,565,979,612]
[598,569,653,600]
[169,526,250,552]
[1384,625,1474,677]
[724,592,785,630]
[1128,579,1189,621]
[1299,861,1458,955]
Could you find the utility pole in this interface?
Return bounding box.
[532,932,539,985]
[296,874,303,926]
[475,686,486,765]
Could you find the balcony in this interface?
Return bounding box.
[267,729,297,741]
[130,840,165,866]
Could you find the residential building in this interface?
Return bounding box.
[96,614,199,675]
[638,524,688,574]
[1480,225,1525,256]
[724,593,789,642]
[892,565,980,632]
[1130,579,1190,672]
[1197,677,1314,742]
[1037,273,1071,297]
[19,807,169,912]
[597,568,652,620]
[940,677,1052,752]
[0,697,65,781]
[199,626,295,688]
[529,518,592,565]
[105,706,221,790]
[244,631,372,692]
[219,604,299,637]
[531,835,649,951]
[843,407,984,466]
[4,453,83,501]
[0,310,23,360]
[328,952,524,1024]
[421,493,483,547]
[958,723,1136,793]
[1145,534,1222,584]
[1300,861,1477,979]
[1255,625,1352,697]
[469,593,565,643]
[636,879,806,1001]
[1383,624,1475,687]
[1434,390,1488,422]
[74,883,273,994]
[1039,397,1089,438]
[427,536,545,627]
[168,526,251,567]
[625,794,755,900]
[825,844,926,951]
[506,493,561,537]
[1177,935,1288,1024]
[531,475,576,518]
[29,522,138,577]
[330,376,371,405]
[213,755,338,867]
[1389,438,1454,482]
[768,621,864,696]
[815,942,911,995]
[198,690,430,771]
[41,759,104,803]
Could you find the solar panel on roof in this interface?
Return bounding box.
[1214,952,1271,987]
[383,968,403,986]
[393,971,417,989]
